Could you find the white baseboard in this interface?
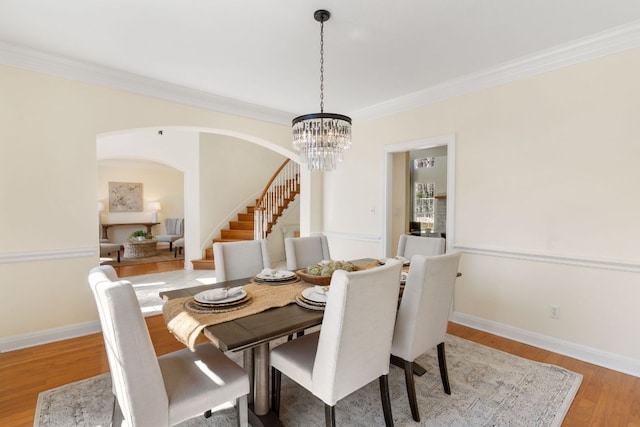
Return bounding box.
[451,311,640,378]
[0,320,101,353]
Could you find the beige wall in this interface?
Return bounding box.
[199,133,286,246]
[0,64,291,341]
[324,48,640,370]
[2,46,640,375]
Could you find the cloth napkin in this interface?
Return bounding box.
[198,286,243,301]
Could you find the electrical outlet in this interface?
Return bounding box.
[549,305,560,319]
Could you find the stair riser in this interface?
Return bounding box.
[221,230,254,240]
[229,221,254,230]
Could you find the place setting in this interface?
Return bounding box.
[295,285,329,311]
[184,286,253,313]
[252,268,300,285]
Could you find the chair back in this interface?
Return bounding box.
[391,252,462,362]
[213,240,271,282]
[164,218,184,236]
[312,259,402,405]
[397,234,445,258]
[89,265,119,282]
[284,235,331,270]
[88,267,169,426]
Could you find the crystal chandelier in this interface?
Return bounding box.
[292,9,352,171]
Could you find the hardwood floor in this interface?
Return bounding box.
[2,261,639,426]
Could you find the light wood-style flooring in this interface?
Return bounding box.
[2,260,639,426]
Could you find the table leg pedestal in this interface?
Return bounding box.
[254,343,270,416]
[244,349,254,405]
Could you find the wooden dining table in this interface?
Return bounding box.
[159,258,455,425]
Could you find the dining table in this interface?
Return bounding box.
[159,258,458,425]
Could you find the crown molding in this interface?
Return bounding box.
[2,20,640,125]
[0,41,293,125]
[352,20,640,122]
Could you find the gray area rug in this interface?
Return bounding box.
[35,334,581,427]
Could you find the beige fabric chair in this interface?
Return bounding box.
[391,252,462,421]
[213,240,271,282]
[88,265,249,427]
[156,218,184,251]
[173,237,184,257]
[99,242,121,263]
[396,234,446,259]
[284,235,331,271]
[270,260,403,427]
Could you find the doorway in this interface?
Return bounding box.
[382,134,456,256]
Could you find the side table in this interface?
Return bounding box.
[122,239,158,259]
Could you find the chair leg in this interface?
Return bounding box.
[437,342,451,395]
[169,241,173,251]
[111,394,124,427]
[324,403,336,427]
[116,250,121,263]
[271,367,281,416]
[379,374,394,427]
[402,359,420,422]
[236,394,248,427]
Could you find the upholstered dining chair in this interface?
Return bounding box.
[270,259,403,427]
[391,251,462,422]
[213,239,271,282]
[396,234,446,259]
[284,234,331,271]
[156,218,184,251]
[88,266,249,427]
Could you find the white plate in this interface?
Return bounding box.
[194,289,247,304]
[302,287,327,303]
[256,270,296,281]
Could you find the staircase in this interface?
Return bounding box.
[191,160,300,270]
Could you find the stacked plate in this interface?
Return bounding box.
[295,286,328,311]
[253,269,299,285]
[188,288,252,312]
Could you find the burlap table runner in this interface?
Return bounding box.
[162,261,384,351]
[163,281,310,350]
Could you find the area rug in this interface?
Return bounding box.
[34,334,581,427]
[101,250,184,267]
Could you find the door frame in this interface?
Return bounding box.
[382,134,456,256]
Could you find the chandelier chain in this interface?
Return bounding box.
[319,20,324,113]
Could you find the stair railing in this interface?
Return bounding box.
[254,159,300,240]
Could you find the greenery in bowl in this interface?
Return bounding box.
[129,230,153,240]
[305,260,358,277]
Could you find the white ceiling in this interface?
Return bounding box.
[2,1,640,124]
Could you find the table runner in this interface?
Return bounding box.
[163,281,310,350]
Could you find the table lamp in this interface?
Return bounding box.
[149,202,161,223]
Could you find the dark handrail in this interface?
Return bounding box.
[255,159,292,210]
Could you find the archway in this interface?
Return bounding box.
[97,126,303,269]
